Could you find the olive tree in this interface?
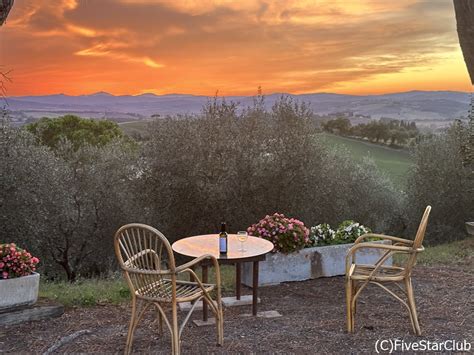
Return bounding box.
[0,119,64,260]
[140,96,403,242]
[1,117,140,281]
[42,142,140,281]
[406,121,473,244]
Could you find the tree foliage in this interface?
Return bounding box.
[140,96,403,242]
[26,115,124,151]
[9,97,460,281]
[323,117,418,146]
[1,117,139,281]
[406,121,473,244]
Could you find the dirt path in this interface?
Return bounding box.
[1,264,472,354]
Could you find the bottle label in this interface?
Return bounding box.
[219,237,227,253]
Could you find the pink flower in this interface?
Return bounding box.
[247,213,310,253]
[0,243,39,279]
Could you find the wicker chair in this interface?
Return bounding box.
[345,206,431,335]
[114,224,223,355]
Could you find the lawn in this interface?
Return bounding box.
[38,239,472,308]
[320,133,413,188]
[39,265,236,307]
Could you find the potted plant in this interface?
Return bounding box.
[242,213,311,286]
[307,223,336,246]
[334,220,371,244]
[246,213,310,253]
[0,243,40,310]
[305,220,388,279]
[242,215,390,286]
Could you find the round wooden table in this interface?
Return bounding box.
[172,234,274,319]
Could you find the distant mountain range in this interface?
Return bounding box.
[6,90,471,128]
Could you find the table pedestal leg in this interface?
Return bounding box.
[236,263,241,300]
[189,265,197,304]
[252,261,259,316]
[202,264,208,321]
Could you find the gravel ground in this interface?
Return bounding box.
[1,263,473,354]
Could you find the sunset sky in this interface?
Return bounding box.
[1,0,472,96]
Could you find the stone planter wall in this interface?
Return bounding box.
[0,273,40,310]
[465,222,474,236]
[242,241,391,287]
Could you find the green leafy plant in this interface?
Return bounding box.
[308,223,336,246]
[334,220,371,244]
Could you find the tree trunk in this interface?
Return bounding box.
[0,0,14,26]
[454,0,474,85]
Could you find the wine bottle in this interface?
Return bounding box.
[219,222,228,254]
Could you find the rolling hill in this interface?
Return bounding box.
[7,90,471,128]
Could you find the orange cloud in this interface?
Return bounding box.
[1,0,471,96]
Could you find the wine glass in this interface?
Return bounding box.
[237,231,248,252]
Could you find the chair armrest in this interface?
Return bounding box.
[175,254,219,274]
[345,242,421,276]
[354,233,414,246]
[176,254,222,302]
[349,242,414,254]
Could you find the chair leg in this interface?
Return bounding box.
[345,278,353,333]
[158,311,163,335]
[351,282,357,331]
[216,300,224,346]
[405,277,421,336]
[125,297,138,355]
[171,303,180,355]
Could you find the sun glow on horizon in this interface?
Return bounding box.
[1,0,471,96]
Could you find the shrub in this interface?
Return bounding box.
[141,95,402,242]
[247,213,309,253]
[1,118,140,281]
[334,220,371,244]
[308,223,336,246]
[0,243,40,279]
[2,94,406,280]
[315,149,406,234]
[0,121,63,276]
[406,122,473,244]
[45,142,141,281]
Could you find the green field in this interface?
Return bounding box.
[119,120,152,136]
[320,133,413,188]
